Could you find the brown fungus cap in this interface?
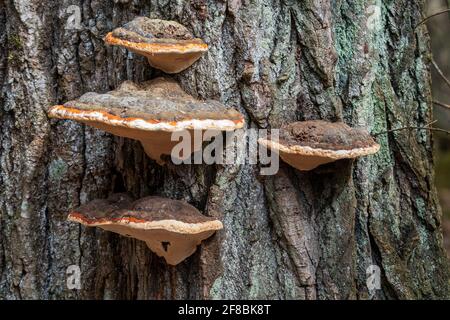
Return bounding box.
[68,193,223,265]
[105,17,208,73]
[258,120,380,171]
[48,77,244,163]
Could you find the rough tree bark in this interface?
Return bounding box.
[0,0,449,300]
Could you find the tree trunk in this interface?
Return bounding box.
[0,0,449,300]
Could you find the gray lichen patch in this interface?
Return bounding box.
[48,158,68,182]
[112,17,197,44]
[63,77,243,122]
[279,120,378,151]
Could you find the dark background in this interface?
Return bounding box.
[427,0,450,256]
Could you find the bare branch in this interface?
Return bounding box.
[415,8,450,28]
[431,127,450,135]
[373,121,450,137]
[431,58,450,91]
[433,100,450,110]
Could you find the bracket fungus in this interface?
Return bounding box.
[68,194,223,265]
[105,17,208,73]
[48,77,244,164]
[258,120,380,171]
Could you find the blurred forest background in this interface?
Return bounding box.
[428,0,450,257]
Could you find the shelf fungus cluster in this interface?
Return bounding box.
[105,17,208,73]
[49,77,244,164]
[49,16,381,267]
[69,194,223,265]
[258,120,380,171]
[49,17,228,265]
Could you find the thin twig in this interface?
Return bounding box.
[374,120,442,136]
[432,58,450,91]
[431,127,450,135]
[375,126,450,136]
[415,8,450,28]
[433,100,450,110]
